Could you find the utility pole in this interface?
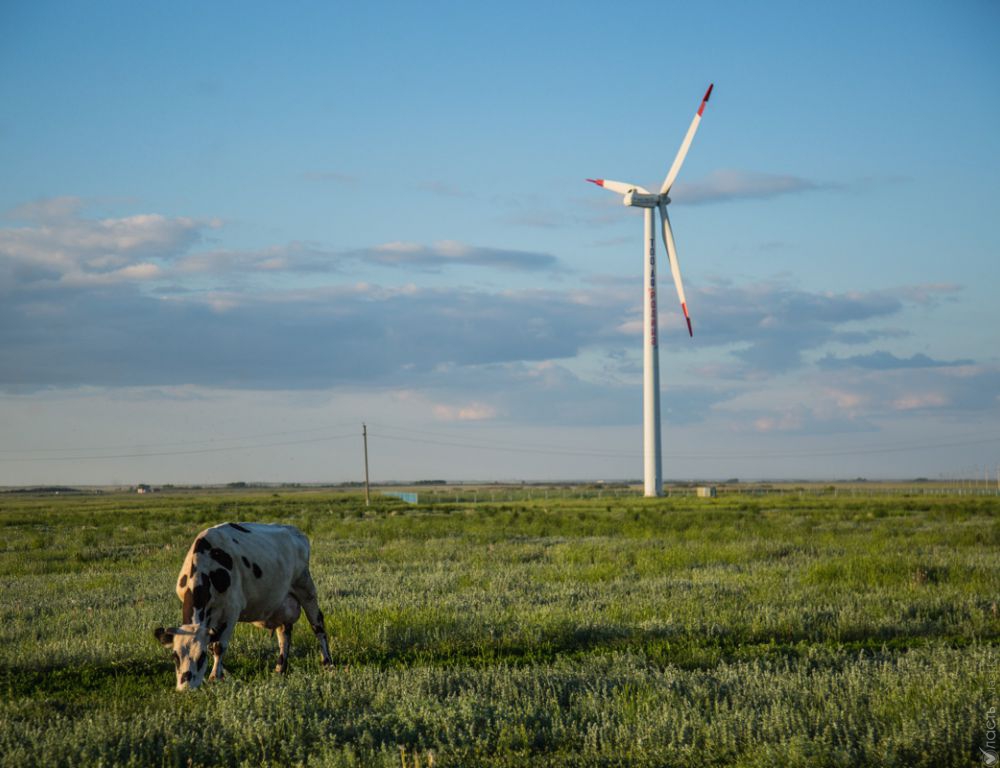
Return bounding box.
[362,423,370,507]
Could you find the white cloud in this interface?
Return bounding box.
[615,319,642,336]
[818,351,973,370]
[302,170,360,186]
[0,201,212,290]
[753,412,805,433]
[354,240,560,272]
[415,180,470,198]
[671,169,826,205]
[692,278,911,375]
[432,401,498,422]
[891,392,948,411]
[171,239,559,276]
[897,283,962,306]
[175,242,335,275]
[4,196,85,222]
[2,198,994,449]
[824,388,866,412]
[62,262,163,286]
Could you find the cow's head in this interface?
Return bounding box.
[154,624,220,690]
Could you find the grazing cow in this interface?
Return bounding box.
[154,522,333,690]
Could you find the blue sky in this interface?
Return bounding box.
[2,0,998,484]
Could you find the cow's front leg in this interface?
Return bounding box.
[208,619,236,682]
[209,643,225,681]
[275,621,293,674]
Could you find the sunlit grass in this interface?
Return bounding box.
[0,489,996,766]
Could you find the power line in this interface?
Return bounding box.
[1,419,997,465]
[369,427,1000,461]
[371,431,641,459]
[367,422,635,457]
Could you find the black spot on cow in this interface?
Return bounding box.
[196,654,207,671]
[194,537,212,555]
[228,523,251,533]
[210,568,231,593]
[182,589,194,623]
[241,556,251,568]
[252,563,263,579]
[179,574,188,589]
[193,578,211,610]
[209,547,233,570]
[180,670,192,684]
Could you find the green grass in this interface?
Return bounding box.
[0,489,996,766]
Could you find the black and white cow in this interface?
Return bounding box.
[154,522,333,690]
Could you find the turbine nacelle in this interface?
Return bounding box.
[585,180,671,209]
[622,190,661,209]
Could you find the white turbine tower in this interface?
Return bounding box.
[587,84,713,497]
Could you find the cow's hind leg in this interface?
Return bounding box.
[291,569,333,667]
[275,621,293,674]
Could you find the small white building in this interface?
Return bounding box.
[696,486,717,498]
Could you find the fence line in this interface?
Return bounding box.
[379,485,1000,505]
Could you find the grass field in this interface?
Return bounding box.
[0,488,996,767]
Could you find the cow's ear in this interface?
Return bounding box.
[154,627,175,646]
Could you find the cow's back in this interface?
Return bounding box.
[177,522,311,623]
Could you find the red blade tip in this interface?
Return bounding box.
[698,84,713,116]
[682,302,693,336]
[586,178,604,187]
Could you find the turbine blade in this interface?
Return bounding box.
[660,204,693,336]
[586,178,650,195]
[659,83,713,196]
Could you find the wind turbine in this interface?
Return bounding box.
[587,84,713,497]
